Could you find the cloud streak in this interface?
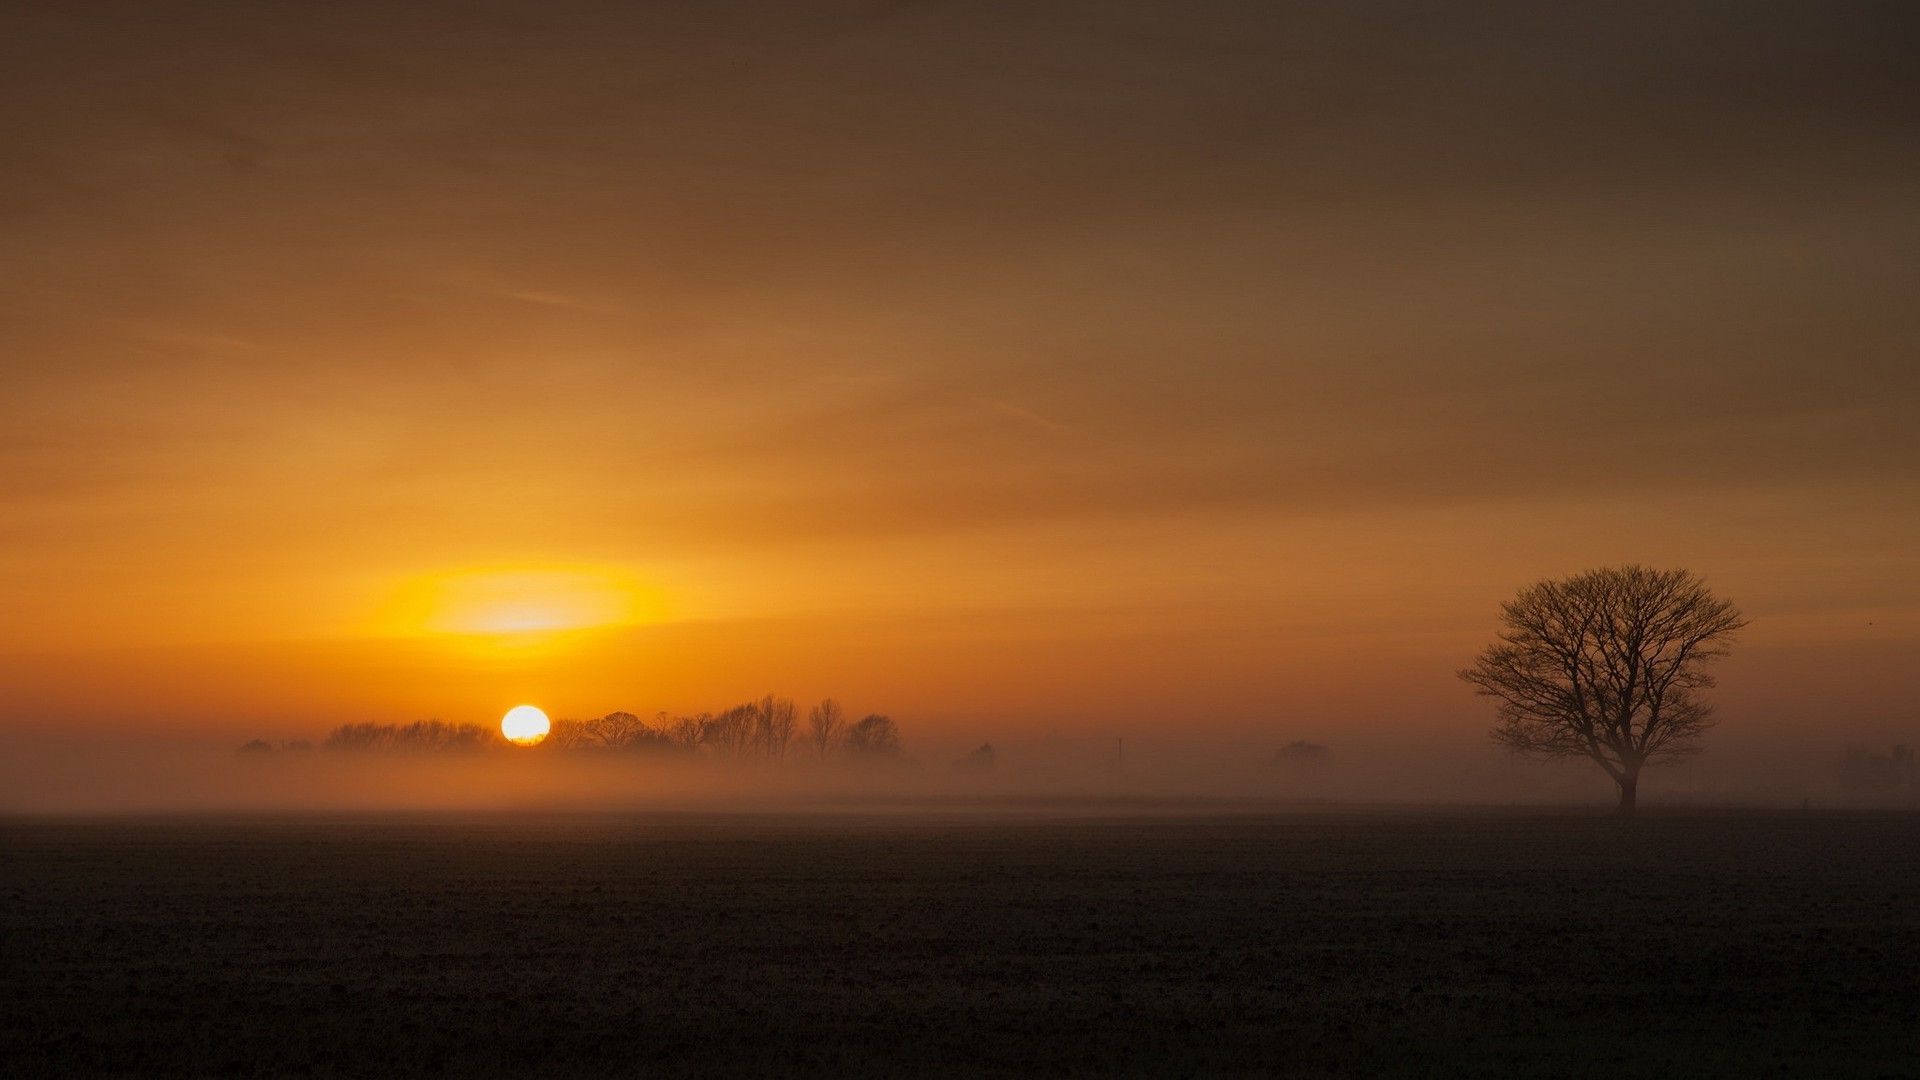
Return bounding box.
[0,0,1913,746]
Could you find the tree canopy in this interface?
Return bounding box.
[1461,565,1746,810]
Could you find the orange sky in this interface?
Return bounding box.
[2,1,1915,754]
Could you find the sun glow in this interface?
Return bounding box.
[501,704,551,746]
[379,566,665,637]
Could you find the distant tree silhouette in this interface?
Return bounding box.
[663,713,709,752]
[323,722,396,752]
[580,711,665,749]
[1274,740,1330,764]
[410,720,501,751]
[544,717,588,749]
[753,695,798,758]
[544,712,669,751]
[843,714,902,758]
[704,704,757,757]
[1839,746,1917,794]
[322,720,501,753]
[806,698,844,759]
[275,695,906,765]
[648,711,694,753]
[955,743,996,771]
[235,739,275,757]
[1461,566,1746,813]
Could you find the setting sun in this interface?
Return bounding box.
[500,705,551,746]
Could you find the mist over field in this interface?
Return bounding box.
[1,727,1902,816]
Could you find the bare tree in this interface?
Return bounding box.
[545,717,590,749]
[321,720,501,753]
[323,722,397,752]
[578,711,654,748]
[663,712,709,753]
[843,714,902,758]
[704,704,757,757]
[1460,565,1746,812]
[806,698,844,759]
[752,695,798,759]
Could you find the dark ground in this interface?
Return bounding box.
[3,809,1917,1078]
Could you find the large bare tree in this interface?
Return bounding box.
[1460,566,1746,812]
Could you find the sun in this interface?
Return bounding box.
[501,704,551,746]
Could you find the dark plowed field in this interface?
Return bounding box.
[4,810,1917,1076]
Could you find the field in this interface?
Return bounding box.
[4,809,1917,1077]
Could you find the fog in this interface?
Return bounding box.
[2,728,1906,816]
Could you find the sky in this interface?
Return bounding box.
[2,1,1916,761]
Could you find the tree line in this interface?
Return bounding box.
[239,696,904,761]
[543,696,901,759]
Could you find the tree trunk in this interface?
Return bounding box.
[1617,773,1638,814]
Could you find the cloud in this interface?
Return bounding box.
[0,0,1913,739]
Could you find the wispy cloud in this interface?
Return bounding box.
[976,397,1070,432]
[498,290,607,311]
[124,325,258,352]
